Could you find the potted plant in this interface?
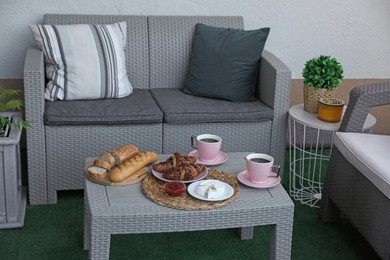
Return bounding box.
[302,55,344,113]
[0,89,30,137]
[0,88,29,229]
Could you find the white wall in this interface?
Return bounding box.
[1,0,389,79]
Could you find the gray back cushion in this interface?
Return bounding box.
[148,16,243,89]
[44,14,149,90]
[183,23,270,102]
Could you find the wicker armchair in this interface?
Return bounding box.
[320,82,390,259]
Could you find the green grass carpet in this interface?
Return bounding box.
[0,150,380,259]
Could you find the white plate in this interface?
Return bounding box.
[187,180,234,201]
[151,167,208,183]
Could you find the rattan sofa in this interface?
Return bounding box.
[23,14,291,205]
[320,82,390,259]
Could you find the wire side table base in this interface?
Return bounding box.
[289,122,333,207]
[288,104,376,208]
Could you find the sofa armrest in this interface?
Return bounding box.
[256,50,291,175]
[257,50,291,109]
[339,82,390,133]
[24,47,45,121]
[23,46,48,204]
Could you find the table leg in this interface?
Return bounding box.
[269,220,293,260]
[89,228,111,260]
[83,193,91,251]
[239,226,254,240]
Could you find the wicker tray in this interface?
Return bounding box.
[142,168,240,210]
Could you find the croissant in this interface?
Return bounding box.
[163,164,201,180]
[154,152,205,180]
[192,163,206,173]
[152,152,197,173]
[152,158,175,173]
[173,152,197,165]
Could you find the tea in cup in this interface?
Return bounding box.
[245,153,280,183]
[191,134,222,162]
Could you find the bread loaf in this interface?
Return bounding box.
[93,152,116,170]
[109,151,158,182]
[111,144,139,166]
[120,167,149,185]
[87,166,108,180]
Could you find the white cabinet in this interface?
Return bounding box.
[0,112,27,229]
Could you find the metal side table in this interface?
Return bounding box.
[288,104,376,207]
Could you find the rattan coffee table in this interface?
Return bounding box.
[83,152,294,260]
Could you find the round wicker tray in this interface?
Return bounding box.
[142,168,240,210]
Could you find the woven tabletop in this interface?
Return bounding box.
[142,168,240,210]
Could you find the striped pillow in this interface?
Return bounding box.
[29,22,133,101]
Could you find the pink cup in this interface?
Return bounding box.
[245,153,280,183]
[191,134,222,162]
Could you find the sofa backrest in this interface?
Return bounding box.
[44,14,149,90]
[148,16,243,89]
[43,14,243,90]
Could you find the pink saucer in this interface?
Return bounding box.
[237,170,281,188]
[188,150,228,166]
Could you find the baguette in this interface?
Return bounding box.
[109,151,158,182]
[93,152,116,170]
[118,167,149,185]
[111,144,139,166]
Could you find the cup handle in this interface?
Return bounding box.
[271,164,281,178]
[191,135,197,149]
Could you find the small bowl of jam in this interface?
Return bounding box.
[164,182,186,197]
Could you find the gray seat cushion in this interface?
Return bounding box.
[335,132,390,199]
[45,89,163,125]
[150,88,273,123]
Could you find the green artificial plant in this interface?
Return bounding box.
[302,55,344,90]
[0,89,30,135]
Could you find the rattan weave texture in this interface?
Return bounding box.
[339,82,390,132]
[259,50,291,177]
[24,14,291,205]
[84,153,294,260]
[148,16,243,89]
[23,48,47,204]
[45,124,162,204]
[40,17,153,202]
[320,83,390,259]
[163,121,272,155]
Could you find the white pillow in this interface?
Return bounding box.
[29,22,133,101]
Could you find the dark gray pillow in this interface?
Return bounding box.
[183,23,270,102]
